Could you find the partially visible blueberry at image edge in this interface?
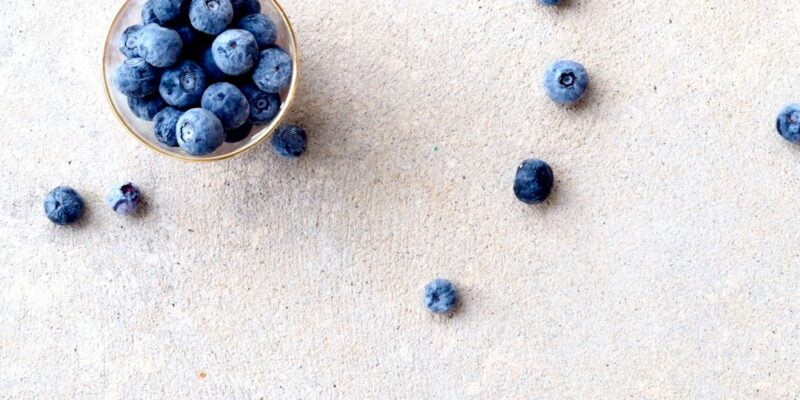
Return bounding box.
[538,0,560,5]
[151,0,185,24]
[236,14,277,48]
[189,0,234,35]
[231,0,261,17]
[777,104,800,143]
[128,95,167,121]
[44,187,85,225]
[424,279,459,314]
[225,121,253,143]
[271,124,307,158]
[108,183,143,216]
[543,60,589,105]
[142,0,160,24]
[514,159,554,204]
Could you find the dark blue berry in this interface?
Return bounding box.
[240,83,280,124]
[136,23,183,68]
[176,108,225,155]
[128,94,166,120]
[225,121,252,143]
[108,183,143,216]
[119,25,142,58]
[231,0,260,18]
[211,29,259,76]
[114,57,160,98]
[189,0,234,35]
[171,23,199,55]
[235,14,277,48]
[513,159,554,204]
[151,0,185,23]
[153,107,183,147]
[198,47,226,81]
[538,0,560,5]
[252,47,292,93]
[44,187,85,225]
[544,60,589,105]
[142,0,160,24]
[777,104,800,143]
[423,279,458,314]
[201,82,250,129]
[159,60,208,108]
[271,124,307,158]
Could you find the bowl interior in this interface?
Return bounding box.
[103,0,299,161]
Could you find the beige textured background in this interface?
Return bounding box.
[2,0,800,398]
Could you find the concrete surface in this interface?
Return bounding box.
[2,0,800,398]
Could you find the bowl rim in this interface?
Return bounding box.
[101,0,300,162]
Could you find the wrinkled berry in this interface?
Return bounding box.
[271,124,307,158]
[423,279,458,314]
[44,187,85,225]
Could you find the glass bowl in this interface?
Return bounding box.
[102,0,299,162]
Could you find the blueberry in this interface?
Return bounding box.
[107,183,143,216]
[153,107,183,147]
[142,0,160,24]
[230,0,260,17]
[777,104,800,143]
[137,23,183,68]
[271,124,307,158]
[211,29,259,76]
[151,0,185,23]
[172,24,199,55]
[240,83,280,124]
[544,60,589,105]
[114,57,160,98]
[176,108,225,155]
[236,14,277,48]
[538,0,560,5]
[159,60,207,108]
[423,279,458,314]
[199,47,226,81]
[44,187,85,225]
[189,0,234,35]
[119,25,142,58]
[201,82,250,129]
[128,94,166,120]
[225,121,252,143]
[513,159,554,204]
[252,47,292,93]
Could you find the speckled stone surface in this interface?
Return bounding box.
[2,1,800,398]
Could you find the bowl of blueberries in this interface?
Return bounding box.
[102,0,299,161]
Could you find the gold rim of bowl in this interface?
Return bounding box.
[101,0,300,162]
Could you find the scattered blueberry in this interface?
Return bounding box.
[137,23,183,68]
[108,183,143,215]
[236,14,277,48]
[142,0,160,24]
[225,121,252,143]
[199,47,226,81]
[152,0,186,23]
[271,124,307,158]
[189,0,234,35]
[538,0,560,5]
[159,60,208,108]
[201,82,250,129]
[44,187,85,225]
[211,29,259,75]
[252,47,292,93]
[777,104,800,143]
[153,107,184,147]
[119,25,142,58]
[176,108,225,155]
[114,57,160,98]
[231,0,261,17]
[543,60,589,105]
[423,279,458,314]
[513,159,554,204]
[128,95,167,121]
[240,83,280,124]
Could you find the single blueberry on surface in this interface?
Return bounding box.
[252,47,292,93]
[108,183,143,216]
[189,0,234,35]
[176,108,225,155]
[152,0,185,23]
[142,0,160,24]
[201,82,250,129]
[119,25,142,58]
[212,29,259,76]
[159,60,208,108]
[543,60,589,105]
[225,121,252,143]
[153,107,183,147]
[235,14,277,48]
[230,0,260,17]
[777,104,800,143]
[199,47,226,81]
[423,279,458,314]
[538,0,560,5]
[44,187,85,225]
[514,159,554,204]
[114,57,160,98]
[240,83,280,124]
[271,124,307,158]
[128,95,167,121]
[136,23,183,68]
